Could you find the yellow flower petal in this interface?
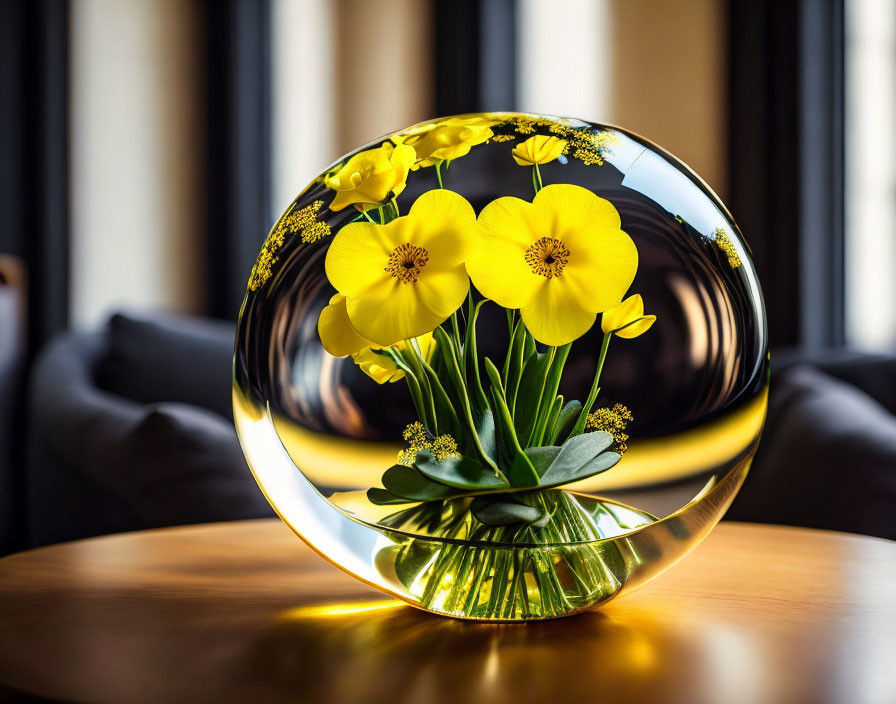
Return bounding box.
[350,348,403,384]
[467,195,547,308]
[318,294,374,357]
[614,315,656,339]
[520,282,596,346]
[533,184,622,247]
[349,330,434,384]
[324,221,394,298]
[466,236,543,309]
[326,142,415,211]
[601,294,645,334]
[407,189,477,268]
[395,117,496,168]
[415,266,472,320]
[511,135,567,165]
[477,195,547,248]
[345,277,450,346]
[601,294,656,338]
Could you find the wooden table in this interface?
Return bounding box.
[0,520,893,704]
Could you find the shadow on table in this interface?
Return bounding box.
[216,599,761,704]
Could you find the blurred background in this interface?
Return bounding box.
[1,0,894,555]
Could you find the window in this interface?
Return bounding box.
[846,0,896,349]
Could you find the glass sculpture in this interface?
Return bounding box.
[234,113,768,621]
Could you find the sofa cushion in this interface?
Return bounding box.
[728,365,896,540]
[104,403,271,526]
[27,329,268,547]
[98,311,236,421]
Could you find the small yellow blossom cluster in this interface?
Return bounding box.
[248,201,330,291]
[248,230,285,291]
[397,421,460,466]
[713,228,742,268]
[549,123,619,165]
[279,200,329,244]
[585,403,634,454]
[505,115,552,135]
[490,134,516,143]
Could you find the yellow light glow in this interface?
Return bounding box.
[279,600,404,620]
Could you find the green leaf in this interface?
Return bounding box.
[513,350,552,443]
[471,496,545,526]
[415,451,509,491]
[474,409,497,464]
[504,320,527,413]
[484,358,539,486]
[523,331,537,361]
[381,464,462,502]
[538,431,620,489]
[529,343,571,446]
[366,487,412,505]
[463,297,490,412]
[544,394,563,445]
[551,400,582,444]
[524,445,561,476]
[508,450,541,488]
[434,326,500,473]
[394,542,439,589]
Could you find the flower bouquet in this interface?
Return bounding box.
[314,120,658,618]
[237,113,768,621]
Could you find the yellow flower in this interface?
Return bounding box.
[511,135,567,165]
[317,294,433,383]
[324,189,476,346]
[467,184,638,346]
[601,294,656,338]
[325,142,415,212]
[350,334,434,384]
[318,293,373,357]
[394,116,497,169]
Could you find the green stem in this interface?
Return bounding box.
[450,312,463,359]
[464,297,490,412]
[391,197,400,217]
[414,340,463,439]
[534,163,544,192]
[361,209,376,224]
[434,327,501,475]
[483,358,539,485]
[385,349,430,428]
[402,345,439,435]
[530,343,571,447]
[571,333,612,436]
[435,160,445,188]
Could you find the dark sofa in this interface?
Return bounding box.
[19,310,896,549]
[25,312,270,547]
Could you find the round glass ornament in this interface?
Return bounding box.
[234,113,768,621]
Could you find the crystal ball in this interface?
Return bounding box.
[234,113,768,620]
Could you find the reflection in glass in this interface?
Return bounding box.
[234,114,768,620]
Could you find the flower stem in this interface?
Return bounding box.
[361,209,376,224]
[386,349,430,428]
[433,327,501,475]
[571,332,611,437]
[464,297,490,412]
[533,163,544,193]
[402,344,439,435]
[435,161,445,188]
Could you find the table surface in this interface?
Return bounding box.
[0,520,894,704]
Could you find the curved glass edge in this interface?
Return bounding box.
[234,384,759,621]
